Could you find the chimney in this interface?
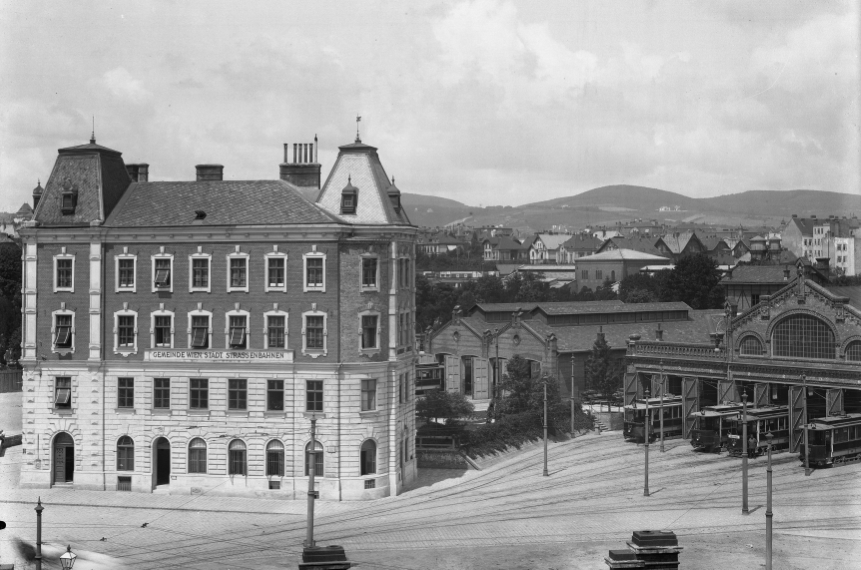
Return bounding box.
[196,164,223,181]
[654,323,663,341]
[783,266,790,281]
[811,214,816,219]
[792,214,797,218]
[597,325,605,342]
[279,136,322,189]
[126,163,149,182]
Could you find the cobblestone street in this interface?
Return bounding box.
[2,430,859,569]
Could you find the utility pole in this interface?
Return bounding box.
[803,374,810,476]
[742,391,749,515]
[570,353,575,434]
[35,497,43,570]
[644,387,650,497]
[765,431,774,570]
[543,375,549,477]
[304,412,324,548]
[495,328,500,401]
[659,360,665,453]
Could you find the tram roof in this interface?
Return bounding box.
[625,395,683,410]
[725,405,788,419]
[807,413,861,429]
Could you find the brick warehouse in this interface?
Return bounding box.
[18,133,418,500]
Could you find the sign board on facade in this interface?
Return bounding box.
[144,350,294,363]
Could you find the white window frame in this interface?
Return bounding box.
[53,248,75,293]
[264,249,288,293]
[303,248,326,293]
[150,308,176,349]
[302,307,328,358]
[360,254,380,292]
[51,307,76,354]
[225,309,251,349]
[151,248,174,293]
[113,307,139,357]
[263,309,289,349]
[226,248,250,293]
[189,250,212,293]
[358,309,382,356]
[114,249,137,293]
[187,309,213,349]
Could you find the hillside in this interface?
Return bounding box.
[401,186,861,232]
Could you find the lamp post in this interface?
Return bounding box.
[59,545,77,569]
[742,390,749,515]
[35,498,43,570]
[659,360,665,453]
[543,374,549,477]
[803,374,810,476]
[765,431,774,570]
[644,387,650,497]
[494,328,500,402]
[304,412,325,548]
[570,348,576,434]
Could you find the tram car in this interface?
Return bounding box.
[689,403,745,452]
[798,413,861,468]
[623,395,684,443]
[725,405,790,457]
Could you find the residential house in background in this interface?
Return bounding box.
[561,233,601,263]
[576,249,672,291]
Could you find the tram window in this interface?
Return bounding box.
[837,428,849,443]
[778,418,786,430]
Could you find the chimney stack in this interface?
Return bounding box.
[783,266,790,281]
[280,136,322,189]
[196,164,223,181]
[597,325,605,342]
[655,323,663,341]
[126,163,149,182]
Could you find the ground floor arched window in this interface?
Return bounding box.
[360,440,376,475]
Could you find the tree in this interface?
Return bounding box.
[494,355,562,417]
[0,242,22,365]
[660,253,725,309]
[584,334,623,412]
[415,389,475,426]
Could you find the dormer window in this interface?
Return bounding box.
[60,178,78,215]
[341,177,358,215]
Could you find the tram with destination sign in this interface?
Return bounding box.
[725,405,790,457]
[689,403,745,452]
[623,395,684,443]
[415,362,445,396]
[799,413,861,467]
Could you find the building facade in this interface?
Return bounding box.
[18,134,418,500]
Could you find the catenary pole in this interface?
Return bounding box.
[644,387,650,497]
[803,374,810,476]
[659,360,665,453]
[742,391,749,514]
[570,353,575,434]
[543,376,549,477]
[305,416,318,548]
[765,431,774,570]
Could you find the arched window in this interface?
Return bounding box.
[360,440,376,475]
[846,340,861,362]
[117,436,134,471]
[611,270,616,282]
[305,441,324,477]
[772,315,836,359]
[188,438,207,474]
[228,440,246,476]
[266,440,284,476]
[739,336,763,356]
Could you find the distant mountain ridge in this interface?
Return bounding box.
[403,186,861,230]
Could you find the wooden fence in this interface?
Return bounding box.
[0,369,23,393]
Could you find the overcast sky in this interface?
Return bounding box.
[1,0,858,211]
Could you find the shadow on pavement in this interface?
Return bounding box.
[403,468,470,492]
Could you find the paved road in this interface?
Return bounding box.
[1,432,859,569]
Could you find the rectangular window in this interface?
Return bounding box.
[268,257,285,287]
[118,377,134,408]
[192,258,209,289]
[190,378,208,409]
[399,314,406,346]
[751,294,760,306]
[153,378,170,409]
[154,258,171,287]
[399,373,404,404]
[54,376,71,409]
[118,316,135,347]
[267,380,284,411]
[306,316,324,349]
[267,316,285,348]
[306,380,323,412]
[229,316,247,348]
[118,259,135,288]
[154,315,171,347]
[230,257,247,288]
[596,270,603,280]
[191,316,209,348]
[228,379,247,410]
[361,379,376,411]
[306,257,323,287]
[56,258,73,289]
[581,269,589,279]
[362,258,377,288]
[54,314,72,349]
[362,315,378,349]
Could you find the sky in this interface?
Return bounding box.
[1,0,859,211]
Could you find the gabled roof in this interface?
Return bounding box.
[656,232,704,254]
[536,233,570,250]
[106,180,339,226]
[721,265,794,285]
[315,139,412,225]
[578,248,672,262]
[561,234,601,251]
[15,203,33,217]
[496,236,524,250]
[597,235,663,256]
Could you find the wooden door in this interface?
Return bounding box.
[623,369,638,406]
[788,386,805,452]
[718,379,737,404]
[444,355,460,393]
[682,377,699,439]
[53,446,65,484]
[650,374,663,399]
[473,358,489,399]
[826,389,844,416]
[754,383,769,408]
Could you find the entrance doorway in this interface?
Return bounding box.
[52,432,74,485]
[154,437,171,486]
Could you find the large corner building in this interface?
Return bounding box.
[19,134,418,500]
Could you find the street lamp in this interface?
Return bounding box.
[494,327,500,402]
[644,387,650,497]
[742,390,749,515]
[59,545,77,569]
[765,431,774,570]
[35,498,43,570]
[543,374,549,477]
[303,411,325,548]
